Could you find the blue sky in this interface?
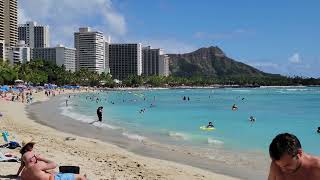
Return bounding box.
[19,0,320,77]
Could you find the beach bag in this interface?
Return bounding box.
[59,166,80,174]
[8,141,21,149]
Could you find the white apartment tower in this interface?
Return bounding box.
[109,43,142,80]
[159,54,170,76]
[7,40,31,64]
[104,35,111,73]
[33,45,76,72]
[74,27,105,73]
[18,21,50,48]
[0,0,18,48]
[142,47,169,76]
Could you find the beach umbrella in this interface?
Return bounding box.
[0,88,8,92]
[1,85,10,91]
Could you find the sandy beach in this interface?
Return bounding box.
[0,90,241,180]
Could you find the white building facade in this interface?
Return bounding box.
[18,21,50,48]
[32,45,76,72]
[159,54,170,76]
[74,27,105,73]
[7,40,31,64]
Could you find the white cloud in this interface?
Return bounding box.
[288,53,301,64]
[18,0,127,47]
[102,11,127,35]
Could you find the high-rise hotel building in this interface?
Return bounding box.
[142,46,169,77]
[74,27,105,73]
[0,0,18,47]
[18,21,50,48]
[109,43,142,80]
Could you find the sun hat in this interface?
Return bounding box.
[21,137,35,150]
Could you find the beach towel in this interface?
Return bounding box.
[1,131,18,144]
[0,143,9,148]
[0,151,20,162]
[1,131,9,143]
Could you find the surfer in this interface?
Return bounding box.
[317,127,320,134]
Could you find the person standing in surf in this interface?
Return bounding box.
[96,107,103,122]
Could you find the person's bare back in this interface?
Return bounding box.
[21,163,52,180]
[20,153,56,180]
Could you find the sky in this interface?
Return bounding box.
[18,0,320,77]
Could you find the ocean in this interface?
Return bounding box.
[61,86,320,156]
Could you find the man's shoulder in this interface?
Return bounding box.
[308,155,320,167]
[312,157,320,169]
[306,155,320,177]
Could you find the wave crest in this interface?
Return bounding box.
[122,132,146,142]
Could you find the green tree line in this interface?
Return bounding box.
[1,59,320,87]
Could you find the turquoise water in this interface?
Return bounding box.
[65,87,320,155]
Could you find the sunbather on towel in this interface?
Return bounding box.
[17,138,55,175]
[21,153,86,180]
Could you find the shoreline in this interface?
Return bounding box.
[0,90,243,179]
[26,93,268,179]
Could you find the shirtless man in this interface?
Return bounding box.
[268,133,320,180]
[21,152,86,180]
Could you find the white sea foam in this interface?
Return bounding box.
[277,91,287,94]
[231,89,251,92]
[122,132,146,142]
[208,138,224,145]
[90,121,120,129]
[60,106,95,123]
[260,86,306,88]
[286,88,308,91]
[168,131,189,140]
[60,106,120,130]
